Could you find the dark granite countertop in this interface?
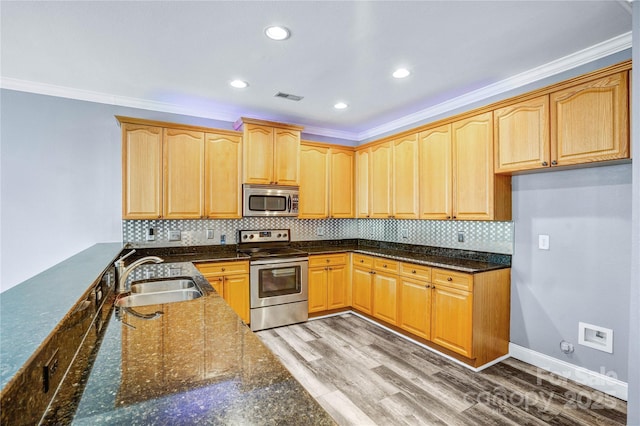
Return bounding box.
[50,261,335,425]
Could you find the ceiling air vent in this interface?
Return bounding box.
[275,92,304,101]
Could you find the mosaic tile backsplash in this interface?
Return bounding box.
[123,218,514,254]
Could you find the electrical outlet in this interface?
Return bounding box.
[538,234,550,250]
[220,234,226,245]
[168,230,181,241]
[317,227,324,236]
[457,231,465,243]
[401,228,408,239]
[206,229,215,239]
[146,227,155,241]
[43,348,60,393]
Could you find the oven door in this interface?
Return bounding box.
[250,258,308,308]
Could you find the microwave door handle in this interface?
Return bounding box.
[288,195,292,212]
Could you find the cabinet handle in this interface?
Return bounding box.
[221,267,225,272]
[447,277,453,281]
[360,259,364,263]
[425,285,430,289]
[383,264,387,268]
[452,216,457,220]
[542,161,548,166]
[412,270,417,274]
[551,160,558,166]
[326,259,330,263]
[446,216,451,219]
[328,267,332,271]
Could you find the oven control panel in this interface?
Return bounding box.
[239,229,290,243]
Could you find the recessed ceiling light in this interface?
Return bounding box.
[230,79,249,89]
[392,68,411,79]
[265,26,291,41]
[334,102,348,110]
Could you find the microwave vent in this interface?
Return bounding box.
[275,92,304,102]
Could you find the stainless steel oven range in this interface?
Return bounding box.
[237,229,308,331]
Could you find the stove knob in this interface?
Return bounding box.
[282,232,288,238]
[243,235,248,240]
[249,235,254,239]
[277,233,282,238]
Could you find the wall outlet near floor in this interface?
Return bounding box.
[168,230,181,241]
[578,322,613,353]
[206,229,215,239]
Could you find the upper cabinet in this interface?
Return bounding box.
[392,134,419,219]
[494,95,550,173]
[119,117,242,219]
[370,142,393,218]
[236,118,303,185]
[495,69,630,174]
[299,142,354,219]
[418,125,452,219]
[204,132,242,218]
[122,123,163,219]
[163,128,204,219]
[551,71,629,166]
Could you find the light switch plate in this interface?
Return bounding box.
[168,230,181,241]
[206,229,215,239]
[538,234,549,250]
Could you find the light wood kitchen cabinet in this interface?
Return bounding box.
[551,71,629,166]
[237,118,303,185]
[122,123,163,219]
[419,124,453,220]
[196,261,250,323]
[308,254,349,313]
[163,128,205,219]
[372,259,399,324]
[431,281,473,358]
[370,142,393,218]
[299,144,329,218]
[452,112,511,221]
[494,95,550,173]
[398,263,432,340]
[351,254,375,314]
[356,149,371,218]
[204,132,242,218]
[392,134,419,219]
[329,148,355,218]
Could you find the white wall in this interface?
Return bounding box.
[511,164,632,382]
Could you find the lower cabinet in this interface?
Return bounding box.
[430,283,473,357]
[195,261,250,323]
[372,258,399,324]
[398,263,433,341]
[351,254,375,314]
[308,254,349,313]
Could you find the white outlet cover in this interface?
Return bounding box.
[578,322,613,353]
[538,234,550,250]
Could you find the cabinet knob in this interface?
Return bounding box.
[326,259,330,263]
[425,285,430,289]
[551,160,558,166]
[360,259,364,263]
[328,267,332,271]
[447,277,453,281]
[542,161,548,166]
[412,270,417,274]
[383,264,387,268]
[221,267,225,272]
[446,216,451,219]
[452,216,457,220]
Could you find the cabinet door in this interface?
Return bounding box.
[207,276,224,297]
[274,128,301,185]
[551,72,629,166]
[399,278,431,340]
[163,128,204,218]
[431,285,473,358]
[299,145,329,218]
[370,142,393,218]
[494,95,550,173]
[243,124,274,184]
[204,133,242,218]
[122,124,163,219]
[393,134,419,219]
[352,267,373,314]
[327,265,349,310]
[418,125,452,220]
[355,149,371,218]
[373,272,398,324]
[330,148,355,218]
[452,112,494,221]
[224,274,250,324]
[308,267,328,313]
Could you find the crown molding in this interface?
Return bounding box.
[0,32,631,143]
[357,31,632,141]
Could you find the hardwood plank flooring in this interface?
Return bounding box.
[256,313,627,426]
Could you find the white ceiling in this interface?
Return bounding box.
[0,1,632,141]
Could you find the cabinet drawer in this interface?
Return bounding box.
[353,254,374,269]
[432,269,473,292]
[374,258,398,274]
[196,261,249,276]
[399,262,432,281]
[309,253,348,268]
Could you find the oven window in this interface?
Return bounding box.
[249,195,287,212]
[258,266,301,298]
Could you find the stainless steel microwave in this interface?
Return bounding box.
[243,184,299,217]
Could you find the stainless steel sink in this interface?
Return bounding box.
[115,289,202,307]
[131,278,196,294]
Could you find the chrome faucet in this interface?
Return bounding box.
[114,249,163,294]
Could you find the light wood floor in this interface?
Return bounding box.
[256,313,627,426]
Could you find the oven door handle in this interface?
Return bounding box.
[250,257,309,266]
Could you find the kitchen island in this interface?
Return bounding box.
[44,260,335,425]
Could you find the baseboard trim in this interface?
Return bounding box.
[309,310,508,372]
[509,343,628,401]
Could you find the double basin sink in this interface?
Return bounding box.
[115,278,203,307]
